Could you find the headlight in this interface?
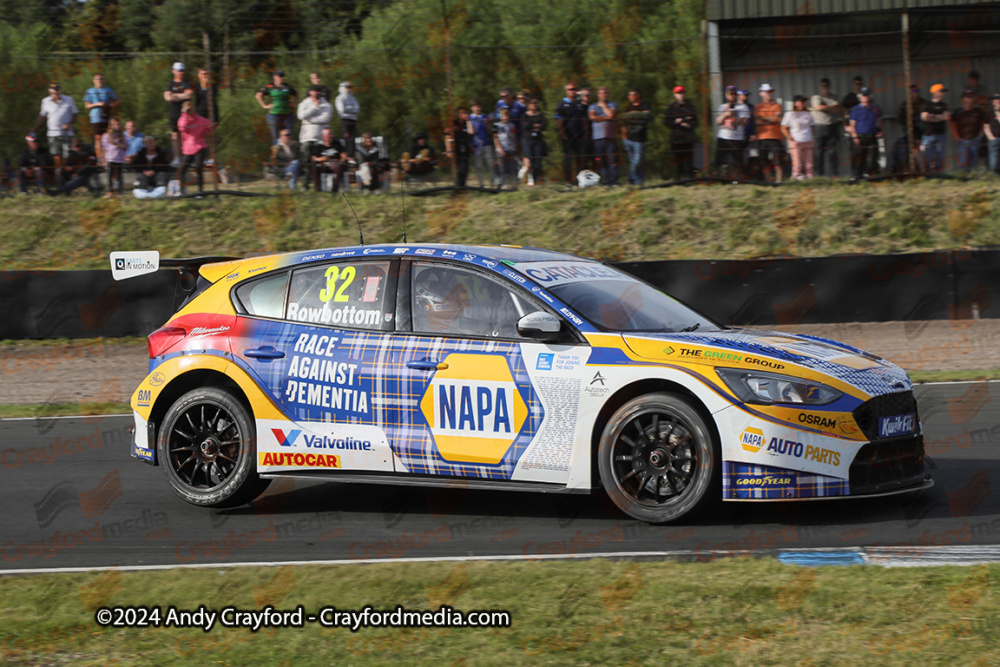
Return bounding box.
[716,369,842,405]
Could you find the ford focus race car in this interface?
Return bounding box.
[115,245,930,524]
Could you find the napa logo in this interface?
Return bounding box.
[740,427,765,453]
[419,354,527,465]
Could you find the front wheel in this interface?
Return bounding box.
[598,393,719,523]
[157,387,270,507]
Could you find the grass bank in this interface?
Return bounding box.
[3,178,999,270]
[1,559,998,666]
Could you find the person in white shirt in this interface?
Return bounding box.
[715,85,751,176]
[33,83,78,160]
[297,85,334,191]
[781,95,816,180]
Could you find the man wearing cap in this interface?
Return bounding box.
[664,85,698,179]
[33,84,78,162]
[297,85,333,190]
[334,81,360,150]
[588,86,619,186]
[985,94,1000,176]
[555,82,588,188]
[811,78,842,177]
[920,84,950,173]
[715,84,751,178]
[256,70,298,144]
[164,63,194,165]
[18,133,52,195]
[847,87,883,179]
[952,89,987,172]
[753,83,784,182]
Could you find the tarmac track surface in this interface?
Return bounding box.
[1,383,997,572]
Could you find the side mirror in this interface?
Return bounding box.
[517,312,562,341]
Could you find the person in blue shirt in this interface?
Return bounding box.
[469,99,495,188]
[847,87,883,179]
[123,120,145,161]
[83,73,119,161]
[588,86,619,186]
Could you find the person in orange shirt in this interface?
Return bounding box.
[753,83,784,182]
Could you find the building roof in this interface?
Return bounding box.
[707,0,997,22]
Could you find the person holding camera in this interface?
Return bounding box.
[83,73,119,163]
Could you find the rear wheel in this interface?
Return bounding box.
[598,392,719,523]
[157,387,270,507]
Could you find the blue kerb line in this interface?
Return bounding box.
[778,551,865,567]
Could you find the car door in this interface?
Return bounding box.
[229,259,399,473]
[384,259,591,484]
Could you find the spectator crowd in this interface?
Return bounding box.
[10,64,1000,198]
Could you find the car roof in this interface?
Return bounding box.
[244,243,595,269]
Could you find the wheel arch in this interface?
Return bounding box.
[149,369,253,447]
[589,378,721,487]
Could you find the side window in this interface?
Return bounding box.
[411,262,532,338]
[234,272,288,319]
[286,261,391,330]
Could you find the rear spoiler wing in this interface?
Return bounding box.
[110,252,240,281]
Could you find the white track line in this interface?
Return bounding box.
[2,545,1000,576]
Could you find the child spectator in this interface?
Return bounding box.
[83,73,119,162]
[256,70,298,144]
[753,83,784,182]
[468,99,495,188]
[781,95,816,180]
[493,107,519,189]
[50,140,98,196]
[123,120,145,164]
[402,132,437,178]
[101,117,128,197]
[522,98,547,187]
[175,101,213,196]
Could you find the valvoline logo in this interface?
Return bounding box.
[419,354,527,465]
[272,429,302,447]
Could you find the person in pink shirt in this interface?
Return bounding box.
[174,101,213,196]
[101,116,127,197]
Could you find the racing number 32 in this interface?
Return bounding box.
[319,266,356,303]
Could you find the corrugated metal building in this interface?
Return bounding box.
[706,1,1000,174]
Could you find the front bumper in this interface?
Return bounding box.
[130,412,157,466]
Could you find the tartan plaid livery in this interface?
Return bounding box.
[723,461,849,500]
[232,319,543,481]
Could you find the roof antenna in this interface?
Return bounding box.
[342,191,364,246]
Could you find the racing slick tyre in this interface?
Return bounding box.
[598,392,720,523]
[157,387,271,508]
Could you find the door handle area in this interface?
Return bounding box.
[406,359,449,371]
[244,346,286,360]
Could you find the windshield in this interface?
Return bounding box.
[514,260,720,333]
